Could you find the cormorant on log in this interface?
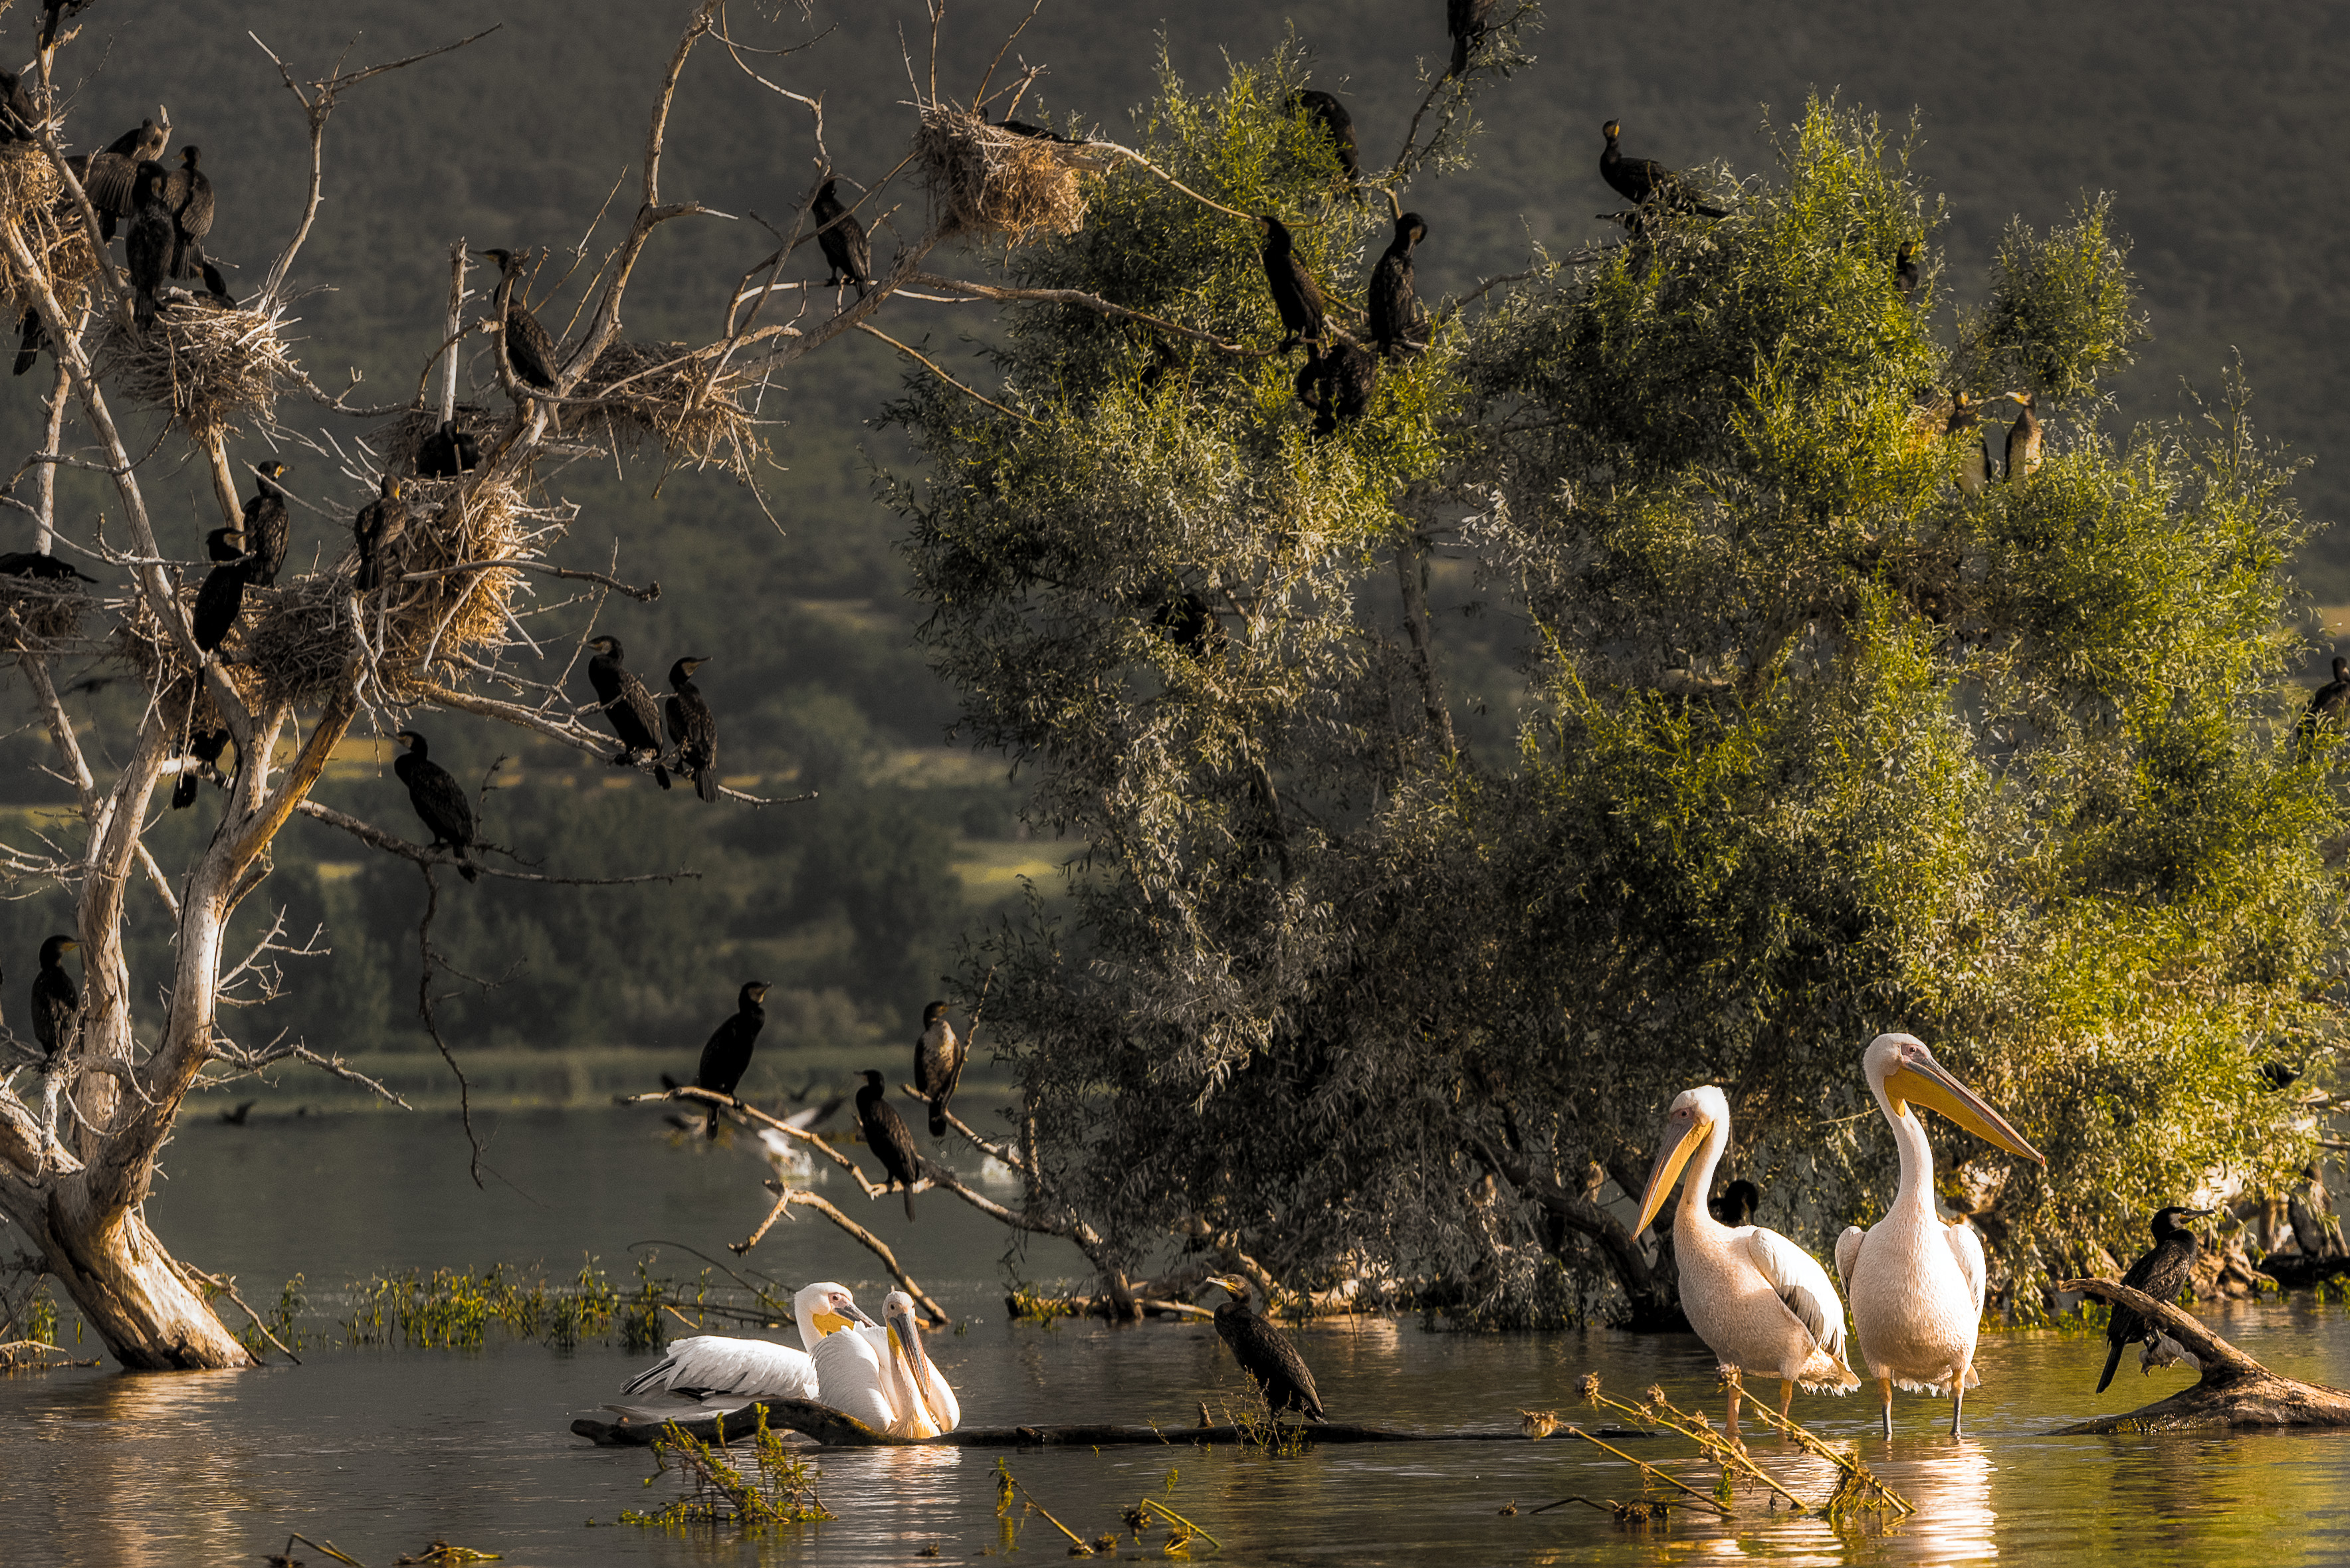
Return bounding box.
[31,933,78,1065]
[162,145,214,279]
[2004,391,2042,482]
[810,179,871,298]
[913,1001,964,1138]
[1257,215,1325,353]
[2097,1207,2212,1393]
[694,981,770,1139]
[1152,591,1225,659]
[1447,0,1497,78]
[191,528,250,652]
[856,1068,923,1219]
[1368,211,1427,359]
[82,119,168,243]
[171,727,229,809]
[1206,1274,1326,1421]
[584,635,669,786]
[125,161,172,330]
[1709,1178,1761,1228]
[665,656,719,803]
[2299,658,2349,753]
[0,550,96,583]
[1293,340,1375,435]
[416,419,479,478]
[393,730,479,882]
[1287,90,1358,189]
[1895,241,1920,302]
[476,248,562,392]
[1598,120,1725,218]
[352,474,407,593]
[241,460,290,587]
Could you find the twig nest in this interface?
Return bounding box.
[914,106,1111,245]
[576,340,769,481]
[371,404,497,478]
[0,142,100,318]
[93,294,298,441]
[0,577,92,651]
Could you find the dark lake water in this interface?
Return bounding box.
[5,1107,2350,1566]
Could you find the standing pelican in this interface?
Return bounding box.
[1634,1086,1857,1443]
[811,1290,957,1437]
[613,1281,873,1415]
[1836,1033,2046,1437]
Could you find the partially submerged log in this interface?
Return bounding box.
[2051,1277,2350,1432]
[2252,1252,2350,1292]
[568,1397,1654,1449]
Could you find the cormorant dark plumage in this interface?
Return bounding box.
[1287,91,1358,188]
[161,145,214,280]
[0,66,35,142]
[2096,1206,2212,1393]
[2262,1060,2304,1093]
[1599,119,1725,219]
[1152,591,1225,659]
[191,528,249,652]
[912,1001,965,1139]
[2004,391,2042,482]
[478,248,561,392]
[240,460,290,586]
[125,161,172,331]
[353,474,407,593]
[1368,211,1427,359]
[857,1068,922,1219]
[393,730,479,882]
[0,551,96,583]
[584,635,669,786]
[665,655,719,803]
[82,120,167,243]
[1895,241,1920,302]
[1293,340,1375,436]
[1207,1274,1325,1421]
[171,726,229,809]
[197,258,235,308]
[416,419,480,479]
[694,980,771,1139]
[14,308,43,375]
[1447,0,1498,77]
[1709,1178,1762,1228]
[1257,215,1324,353]
[31,934,78,1064]
[810,179,871,298]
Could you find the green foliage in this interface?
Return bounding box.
[339,1258,641,1350]
[621,1409,830,1530]
[1982,197,2147,402]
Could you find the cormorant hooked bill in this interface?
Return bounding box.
[2096,1206,2212,1393]
[810,179,872,298]
[857,1068,923,1219]
[665,656,719,803]
[1206,1274,1326,1421]
[393,730,479,882]
[584,635,669,786]
[694,981,771,1139]
[912,1001,964,1138]
[1599,120,1725,218]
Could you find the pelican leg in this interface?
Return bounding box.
[1877,1376,1893,1438]
[1723,1378,1743,1448]
[1778,1378,1796,1440]
[1950,1353,1972,1438]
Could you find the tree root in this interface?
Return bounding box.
[2050,1277,2350,1432]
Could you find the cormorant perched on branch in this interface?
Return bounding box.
[1447,0,1497,77]
[162,146,213,280]
[1152,591,1225,659]
[477,248,562,392]
[14,309,43,375]
[191,528,250,652]
[1287,90,1358,189]
[857,1068,922,1219]
[1895,241,1920,303]
[125,161,172,330]
[241,460,290,587]
[416,419,479,478]
[31,934,78,1065]
[2300,657,2350,755]
[2004,391,2042,482]
[0,550,96,583]
[694,981,770,1139]
[1368,211,1427,359]
[665,656,719,803]
[82,119,168,242]
[0,67,36,142]
[2096,1206,2212,1393]
[913,1001,964,1138]
[584,635,669,786]
[1293,340,1375,436]
[1256,215,1324,353]
[352,474,407,593]
[1947,390,1992,498]
[1599,120,1725,218]
[809,179,871,298]
[393,730,479,882]
[1206,1274,1325,1421]
[171,727,229,809]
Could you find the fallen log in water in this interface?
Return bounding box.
[569,1397,1655,1449]
[2050,1277,2350,1432]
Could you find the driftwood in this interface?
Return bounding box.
[2254,1252,2350,1291]
[2050,1277,2350,1432]
[568,1397,1654,1449]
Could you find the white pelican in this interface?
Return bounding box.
[812,1290,958,1438]
[614,1280,873,1413]
[1634,1086,1858,1442]
[1836,1032,2045,1436]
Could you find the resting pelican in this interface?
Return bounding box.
[1634,1086,1857,1442]
[812,1290,958,1437]
[614,1280,873,1413]
[1836,1033,2045,1437]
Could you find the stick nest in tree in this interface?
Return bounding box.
[0,579,92,652]
[914,107,1111,245]
[370,404,497,478]
[576,340,770,480]
[0,143,100,317]
[92,294,298,442]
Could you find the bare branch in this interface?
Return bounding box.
[858,322,1039,426]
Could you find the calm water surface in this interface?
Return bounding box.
[4,1108,2349,1566]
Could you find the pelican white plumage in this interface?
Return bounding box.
[1835,1032,2045,1437]
[1634,1085,1857,1442]
[613,1280,873,1415]
[812,1289,959,1437]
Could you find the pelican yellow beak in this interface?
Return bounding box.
[887,1304,941,1430]
[1634,1116,1713,1234]
[1885,1052,2044,1164]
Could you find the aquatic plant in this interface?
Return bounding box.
[621,1409,829,1530]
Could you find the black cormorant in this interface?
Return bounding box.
[2261,1060,2305,1093]
[125,161,172,330]
[1152,591,1225,659]
[31,933,78,1064]
[14,309,43,375]
[41,0,93,51]
[1599,120,1725,218]
[0,67,35,142]
[191,528,249,652]
[1293,340,1375,436]
[82,119,168,242]
[393,730,479,882]
[2096,1206,2212,1393]
[856,1068,922,1219]
[1709,1178,1762,1228]
[171,727,229,809]
[1447,0,1497,77]
[353,474,407,593]
[162,146,214,279]
[912,1001,964,1138]
[694,980,770,1139]
[1287,91,1358,188]
[1895,241,1920,302]
[0,551,96,583]
[477,248,562,392]
[240,460,290,586]
[2004,391,2042,482]
[810,179,871,297]
[1206,1274,1325,1421]
[1257,215,1325,353]
[665,655,719,803]
[584,635,669,785]
[1368,211,1427,359]
[417,419,480,478]
[2303,657,2350,753]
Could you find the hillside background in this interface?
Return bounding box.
[3,0,2342,1108]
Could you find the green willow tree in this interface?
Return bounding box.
[897,70,2343,1322]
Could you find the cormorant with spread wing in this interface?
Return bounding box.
[810,179,871,297]
[1368,211,1427,359]
[913,1001,964,1138]
[1599,119,1725,218]
[241,460,290,586]
[1206,1274,1325,1421]
[162,146,213,280]
[665,656,719,803]
[694,981,770,1139]
[353,474,407,593]
[2096,1206,2212,1393]
[191,527,250,652]
[477,248,561,393]
[31,934,78,1065]
[857,1068,922,1220]
[1447,0,1497,77]
[80,118,167,242]
[417,420,479,478]
[584,635,669,785]
[1257,215,1324,353]
[125,161,172,330]
[393,730,479,882]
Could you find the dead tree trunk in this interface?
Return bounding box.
[2050,1277,2350,1432]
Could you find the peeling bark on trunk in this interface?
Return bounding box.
[2050,1277,2350,1432]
